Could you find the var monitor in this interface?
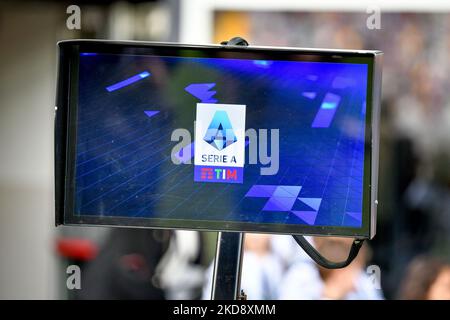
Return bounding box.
[55,40,382,239]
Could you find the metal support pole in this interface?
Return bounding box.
[211,232,245,300]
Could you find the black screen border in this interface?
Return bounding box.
[55,40,381,239]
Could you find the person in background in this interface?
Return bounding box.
[239,234,284,299]
[76,229,205,300]
[278,237,384,300]
[204,235,383,300]
[238,234,316,299]
[202,234,285,300]
[398,256,450,300]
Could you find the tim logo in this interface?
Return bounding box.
[201,167,214,179]
[198,167,239,182]
[194,103,246,184]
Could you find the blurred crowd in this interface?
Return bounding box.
[204,235,383,300]
[235,235,450,300]
[65,230,449,300]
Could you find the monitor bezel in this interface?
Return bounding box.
[55,40,381,239]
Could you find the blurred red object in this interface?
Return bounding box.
[56,238,98,261]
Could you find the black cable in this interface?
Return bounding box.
[292,235,364,269]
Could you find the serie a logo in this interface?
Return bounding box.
[194,103,246,184]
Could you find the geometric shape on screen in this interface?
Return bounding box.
[245,185,303,212]
[144,110,159,118]
[346,211,362,222]
[302,91,317,99]
[361,101,366,115]
[253,60,273,68]
[273,186,302,198]
[298,197,322,211]
[245,185,277,198]
[203,110,237,151]
[106,71,150,92]
[184,83,218,103]
[292,200,317,211]
[344,212,362,227]
[332,76,355,89]
[311,92,341,128]
[263,196,297,212]
[291,210,318,225]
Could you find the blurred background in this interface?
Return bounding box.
[0,0,449,299]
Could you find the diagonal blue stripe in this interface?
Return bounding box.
[106,71,151,92]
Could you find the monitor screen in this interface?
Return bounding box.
[56,41,381,238]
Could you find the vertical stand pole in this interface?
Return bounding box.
[210,37,249,300]
[211,232,245,300]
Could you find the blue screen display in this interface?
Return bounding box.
[75,53,368,228]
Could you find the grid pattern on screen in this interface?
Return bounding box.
[74,54,367,228]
